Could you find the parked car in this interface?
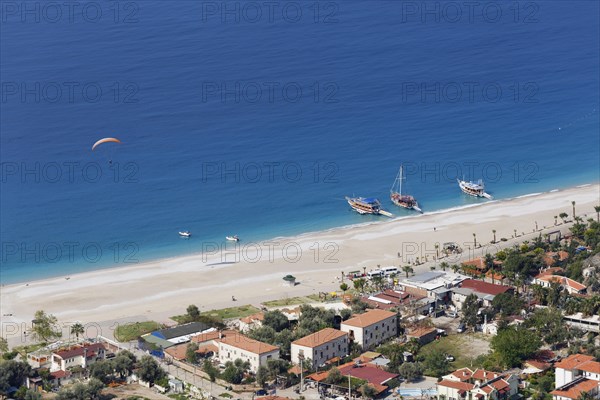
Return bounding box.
[255,389,268,396]
[446,354,455,362]
[457,323,466,333]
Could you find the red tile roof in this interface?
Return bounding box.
[578,361,600,374]
[535,275,586,291]
[407,326,437,338]
[450,368,473,382]
[50,370,70,379]
[460,279,512,296]
[555,354,595,370]
[292,328,347,348]
[338,363,399,385]
[472,369,502,381]
[54,343,105,360]
[438,380,475,391]
[551,379,599,399]
[342,309,396,328]
[219,332,279,355]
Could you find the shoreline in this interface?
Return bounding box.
[1,183,599,340]
[3,182,598,287]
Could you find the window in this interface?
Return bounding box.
[370,333,373,339]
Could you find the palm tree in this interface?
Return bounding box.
[492,229,496,243]
[595,205,600,222]
[71,322,84,340]
[513,229,517,238]
[402,265,414,278]
[554,215,558,225]
[435,243,439,259]
[559,212,568,224]
[451,264,460,273]
[572,201,576,220]
[473,233,477,248]
[440,262,449,271]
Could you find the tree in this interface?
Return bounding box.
[595,205,600,222]
[263,310,289,332]
[423,349,450,377]
[492,229,497,243]
[402,265,414,278]
[137,355,165,384]
[462,294,480,331]
[353,278,366,293]
[572,201,576,219]
[340,282,349,293]
[325,367,343,385]
[0,360,32,393]
[256,365,269,386]
[559,212,568,224]
[70,322,84,340]
[203,359,218,382]
[186,342,199,364]
[113,352,136,378]
[0,336,7,354]
[492,292,524,316]
[31,310,61,342]
[440,262,449,271]
[490,326,541,368]
[473,233,477,248]
[89,360,114,383]
[186,304,200,321]
[526,307,569,348]
[360,383,378,399]
[398,362,422,382]
[22,389,42,400]
[221,363,243,384]
[340,309,352,321]
[55,379,104,400]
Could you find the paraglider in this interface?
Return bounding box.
[92,137,121,151]
[92,137,121,165]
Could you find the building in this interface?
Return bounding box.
[553,354,600,387]
[563,313,600,333]
[437,368,519,400]
[218,332,279,372]
[291,328,348,369]
[532,274,586,295]
[406,326,438,345]
[50,343,106,372]
[239,312,265,333]
[398,271,469,306]
[340,309,398,349]
[151,322,213,345]
[361,289,431,314]
[451,279,512,308]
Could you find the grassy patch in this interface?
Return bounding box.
[202,305,261,321]
[262,296,316,307]
[219,393,233,399]
[114,321,163,342]
[419,333,491,370]
[13,342,46,358]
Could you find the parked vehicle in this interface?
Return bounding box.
[367,270,384,279]
[457,323,466,333]
[382,266,399,276]
[446,354,455,362]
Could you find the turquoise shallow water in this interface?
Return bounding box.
[1,1,599,284]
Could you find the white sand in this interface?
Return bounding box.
[1,184,599,337]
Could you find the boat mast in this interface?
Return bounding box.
[399,164,404,196]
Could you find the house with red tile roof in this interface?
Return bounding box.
[438,368,519,400]
[543,252,569,267]
[451,279,513,308]
[554,354,600,387]
[218,331,279,373]
[532,274,586,294]
[340,309,398,349]
[50,343,106,372]
[290,328,348,369]
[239,312,264,333]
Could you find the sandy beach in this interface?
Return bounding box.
[2,184,599,343]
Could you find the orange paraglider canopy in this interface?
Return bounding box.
[92,137,121,151]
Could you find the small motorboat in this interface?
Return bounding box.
[226,235,240,242]
[179,231,192,238]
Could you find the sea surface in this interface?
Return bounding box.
[1,1,599,284]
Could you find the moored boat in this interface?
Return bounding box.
[457,178,493,199]
[390,165,422,213]
[226,235,240,242]
[346,196,393,217]
[179,231,192,237]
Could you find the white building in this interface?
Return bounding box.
[50,343,106,372]
[398,271,469,306]
[437,368,519,400]
[217,332,279,373]
[340,309,397,349]
[291,328,348,369]
[551,353,600,400]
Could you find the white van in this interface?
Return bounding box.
[382,266,399,276]
[367,270,383,279]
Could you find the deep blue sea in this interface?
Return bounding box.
[1,1,599,284]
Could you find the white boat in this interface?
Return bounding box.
[390,164,422,213]
[458,178,493,199]
[226,235,240,242]
[345,196,393,217]
[179,231,192,238]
